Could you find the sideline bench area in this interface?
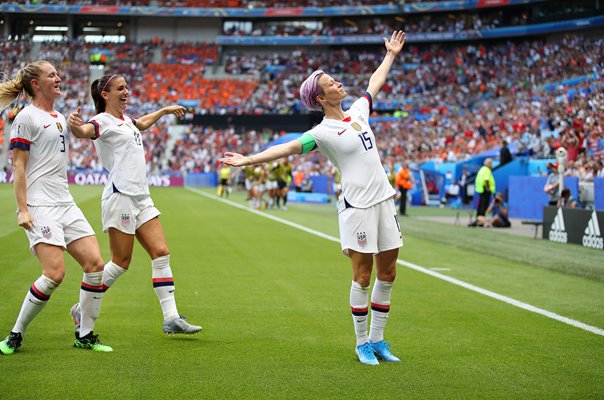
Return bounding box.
[521,220,543,239]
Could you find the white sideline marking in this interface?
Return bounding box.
[186,187,604,337]
[429,268,450,271]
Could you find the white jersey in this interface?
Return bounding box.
[90,112,148,200]
[9,104,74,206]
[301,93,395,208]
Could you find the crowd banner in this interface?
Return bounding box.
[543,206,604,250]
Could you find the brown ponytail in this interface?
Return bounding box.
[91,74,121,114]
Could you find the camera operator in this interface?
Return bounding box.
[487,192,511,228]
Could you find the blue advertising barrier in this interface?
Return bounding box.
[595,178,604,211]
[185,172,217,187]
[287,192,330,204]
[310,175,330,195]
[509,176,579,220]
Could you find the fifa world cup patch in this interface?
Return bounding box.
[41,226,52,239]
[356,231,367,247]
[120,213,131,226]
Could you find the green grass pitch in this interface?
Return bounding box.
[0,184,602,399]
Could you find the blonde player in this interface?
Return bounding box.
[220,31,406,365]
[0,61,112,354]
[67,74,201,335]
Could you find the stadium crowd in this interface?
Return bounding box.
[223,11,528,37]
[1,34,603,189]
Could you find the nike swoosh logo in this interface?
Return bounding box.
[117,123,124,127]
[93,296,102,299]
[169,290,175,293]
[337,129,346,136]
[43,124,52,129]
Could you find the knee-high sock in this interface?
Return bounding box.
[152,255,179,321]
[102,261,127,289]
[79,271,104,338]
[369,279,393,343]
[350,280,370,346]
[12,275,59,334]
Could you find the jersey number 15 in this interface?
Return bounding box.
[358,131,373,151]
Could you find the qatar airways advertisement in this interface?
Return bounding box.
[0,171,183,187]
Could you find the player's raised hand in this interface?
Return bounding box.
[383,30,406,56]
[67,106,83,129]
[163,105,186,118]
[219,152,251,167]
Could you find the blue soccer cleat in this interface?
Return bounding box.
[356,342,379,365]
[370,340,401,362]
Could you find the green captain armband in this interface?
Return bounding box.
[298,132,317,154]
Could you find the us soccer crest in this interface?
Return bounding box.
[351,122,362,131]
[41,226,52,239]
[356,231,367,247]
[120,213,131,227]
[56,122,63,132]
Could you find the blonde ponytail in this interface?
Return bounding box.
[0,60,50,112]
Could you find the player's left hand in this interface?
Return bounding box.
[163,105,186,118]
[384,31,406,56]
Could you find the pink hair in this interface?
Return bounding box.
[299,70,324,112]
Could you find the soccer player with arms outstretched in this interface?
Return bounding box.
[67,74,202,336]
[0,61,112,354]
[220,31,406,365]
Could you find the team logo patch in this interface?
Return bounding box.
[120,213,131,227]
[56,122,63,132]
[356,231,367,247]
[351,122,362,131]
[41,226,52,239]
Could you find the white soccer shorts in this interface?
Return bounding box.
[25,205,95,256]
[338,197,403,256]
[101,192,161,235]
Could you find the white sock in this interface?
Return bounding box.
[102,261,127,289]
[350,280,369,346]
[79,271,104,338]
[12,275,59,334]
[152,255,179,321]
[369,279,393,343]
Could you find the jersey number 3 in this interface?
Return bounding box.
[358,131,373,151]
[59,135,65,153]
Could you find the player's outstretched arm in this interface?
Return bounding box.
[366,30,406,99]
[136,105,185,131]
[219,140,302,167]
[67,107,97,139]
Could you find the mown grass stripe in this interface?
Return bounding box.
[186,186,604,337]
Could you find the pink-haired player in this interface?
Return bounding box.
[220,31,407,365]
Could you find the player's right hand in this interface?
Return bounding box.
[67,106,83,129]
[17,210,33,231]
[219,152,249,167]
